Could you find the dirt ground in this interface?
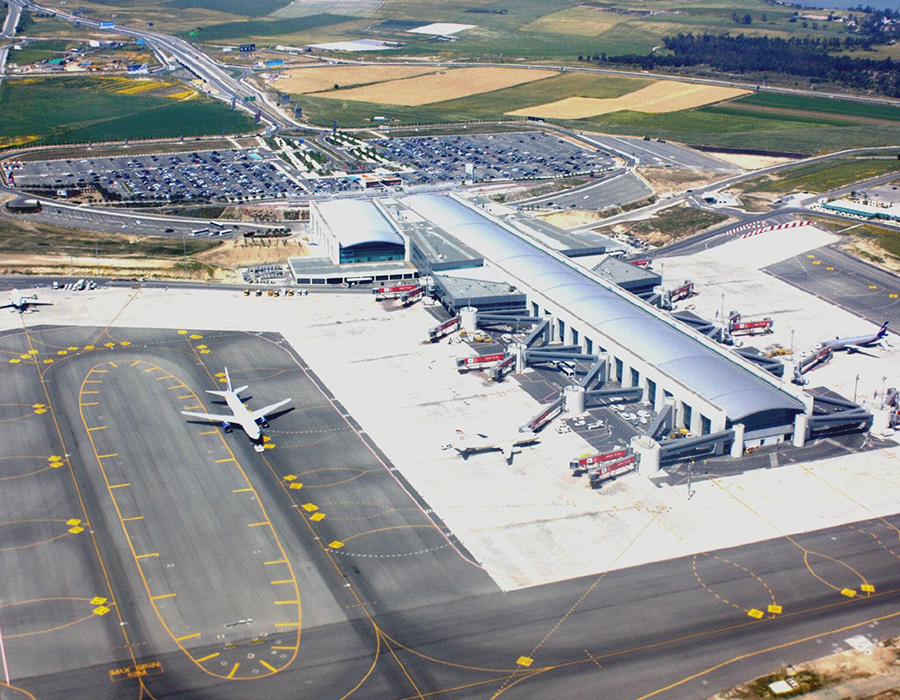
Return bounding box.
[704,152,797,170]
[310,66,557,106]
[637,167,721,193]
[509,81,749,119]
[195,236,308,268]
[709,638,900,700]
[536,209,602,228]
[0,254,185,279]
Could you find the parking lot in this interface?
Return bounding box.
[11,149,306,203]
[370,131,616,185]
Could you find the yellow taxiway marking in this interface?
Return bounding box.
[151,593,176,600]
[516,656,534,667]
[275,600,298,605]
[84,379,103,383]
[890,293,898,299]
[310,512,326,522]
[265,559,286,566]
[82,390,99,395]
[215,458,235,464]
[227,663,239,679]
[841,588,857,597]
[271,579,292,585]
[869,285,878,290]
[90,366,105,371]
[82,402,99,406]
[248,521,269,528]
[130,360,141,367]
[183,405,203,411]
[862,584,876,593]
[109,483,130,489]
[169,384,188,391]
[177,394,193,400]
[98,453,118,459]
[136,552,159,559]
[271,646,296,651]
[123,516,144,522]
[157,375,174,381]
[329,541,344,550]
[259,660,277,673]
[87,426,107,432]
[177,330,188,335]
[90,596,107,605]
[233,488,253,493]
[199,430,217,435]
[67,519,82,526]
[107,360,116,366]
[301,503,318,512]
[196,653,219,663]
[747,608,764,619]
[768,604,783,614]
[274,623,298,627]
[176,633,200,642]
[93,605,111,615]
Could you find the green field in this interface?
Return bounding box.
[730,92,900,123]
[0,77,257,148]
[181,12,355,41]
[746,158,900,194]
[8,40,74,65]
[167,0,291,18]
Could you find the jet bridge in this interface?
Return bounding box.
[733,347,785,378]
[657,429,735,465]
[670,310,732,345]
[808,394,873,436]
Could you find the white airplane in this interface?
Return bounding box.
[449,428,538,462]
[181,368,291,452]
[819,322,889,353]
[1,289,52,313]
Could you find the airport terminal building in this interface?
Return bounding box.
[402,194,812,443]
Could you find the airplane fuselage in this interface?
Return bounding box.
[220,391,262,439]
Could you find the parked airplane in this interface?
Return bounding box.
[181,368,291,452]
[819,322,889,353]
[450,428,538,462]
[1,290,52,313]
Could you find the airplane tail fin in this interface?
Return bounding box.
[879,321,889,338]
[224,367,233,393]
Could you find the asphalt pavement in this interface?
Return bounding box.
[2,323,900,700]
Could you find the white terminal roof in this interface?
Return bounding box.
[403,194,805,424]
[317,199,404,249]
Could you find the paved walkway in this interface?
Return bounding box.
[794,670,900,699]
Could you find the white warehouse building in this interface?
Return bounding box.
[310,199,407,265]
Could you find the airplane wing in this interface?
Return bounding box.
[0,302,13,309]
[27,300,52,306]
[249,398,291,422]
[181,410,234,423]
[501,442,514,461]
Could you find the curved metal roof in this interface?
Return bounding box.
[317,200,404,249]
[404,194,804,423]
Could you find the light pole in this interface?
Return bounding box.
[881,376,888,410]
[790,329,795,357]
[853,374,860,404]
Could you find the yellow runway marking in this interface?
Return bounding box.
[259,660,277,673]
[227,663,239,679]
[176,632,200,641]
[136,552,159,559]
[196,653,219,663]
[109,483,130,489]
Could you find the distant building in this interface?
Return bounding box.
[823,198,900,221]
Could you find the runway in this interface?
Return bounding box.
[2,324,900,699]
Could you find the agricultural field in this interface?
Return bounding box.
[309,66,558,106]
[744,158,900,194]
[0,76,256,148]
[507,81,748,119]
[602,204,731,245]
[278,64,439,94]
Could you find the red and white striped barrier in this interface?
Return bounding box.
[741,220,811,239]
[725,221,759,236]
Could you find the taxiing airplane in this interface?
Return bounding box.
[450,428,538,462]
[181,368,291,452]
[819,322,889,353]
[1,290,52,313]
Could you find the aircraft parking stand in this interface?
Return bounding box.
[0,286,899,699]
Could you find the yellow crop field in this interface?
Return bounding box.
[519,6,623,37]
[508,81,750,118]
[309,67,558,106]
[279,65,440,94]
